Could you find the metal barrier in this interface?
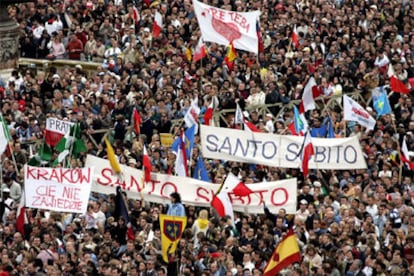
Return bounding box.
[18,58,102,76]
[15,57,373,146]
[170,91,369,128]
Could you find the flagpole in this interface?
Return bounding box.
[66,122,78,169]
[0,158,3,201]
[0,113,18,173]
[8,143,19,175]
[390,114,404,184]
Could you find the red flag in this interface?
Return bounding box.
[143,145,152,182]
[232,181,253,197]
[300,131,314,177]
[16,194,26,236]
[193,37,208,63]
[299,77,322,113]
[388,64,410,94]
[211,193,231,218]
[143,0,151,7]
[153,11,163,38]
[132,6,140,23]
[211,173,251,222]
[401,136,414,170]
[288,122,297,135]
[256,21,265,53]
[204,102,214,126]
[243,119,261,132]
[133,108,141,135]
[292,25,299,49]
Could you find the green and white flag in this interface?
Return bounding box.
[55,123,87,163]
[0,114,11,156]
[28,143,53,167]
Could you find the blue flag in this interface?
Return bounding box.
[311,125,327,138]
[327,116,335,138]
[193,155,211,182]
[373,86,391,117]
[171,125,195,158]
[184,125,195,158]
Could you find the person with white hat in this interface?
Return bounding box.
[264,113,275,133]
[0,185,15,224]
[296,199,310,222]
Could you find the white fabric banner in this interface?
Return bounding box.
[0,123,8,156]
[85,155,297,214]
[24,165,92,213]
[46,117,74,135]
[193,0,261,54]
[200,125,367,169]
[343,95,376,130]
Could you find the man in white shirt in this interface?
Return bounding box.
[32,20,45,41]
[365,195,378,218]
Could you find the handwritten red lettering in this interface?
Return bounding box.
[228,12,250,32]
[26,166,37,179]
[208,8,225,20]
[26,166,90,184]
[351,107,369,119]
[114,177,126,190]
[196,187,212,203]
[36,185,56,197]
[77,168,91,184]
[49,169,61,183]
[252,190,266,205]
[62,187,81,201]
[228,193,251,205]
[97,168,113,186]
[129,174,142,192]
[147,180,161,194]
[37,168,48,180]
[160,182,177,198]
[271,188,289,206]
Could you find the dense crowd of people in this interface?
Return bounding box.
[0,0,414,275]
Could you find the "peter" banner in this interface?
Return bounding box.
[24,165,92,213]
[200,125,367,169]
[86,155,297,214]
[193,0,261,54]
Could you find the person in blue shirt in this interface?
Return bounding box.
[166,192,186,217]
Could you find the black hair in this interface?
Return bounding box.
[170,192,181,203]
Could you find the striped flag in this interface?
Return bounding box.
[299,131,314,178]
[224,42,237,71]
[263,228,301,276]
[0,114,11,156]
[193,37,208,63]
[153,11,163,38]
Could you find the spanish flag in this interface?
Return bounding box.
[263,228,301,276]
[160,214,187,263]
[105,136,121,174]
[224,42,237,71]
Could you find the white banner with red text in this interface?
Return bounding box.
[200,125,367,169]
[24,165,92,213]
[193,0,261,54]
[85,155,297,214]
